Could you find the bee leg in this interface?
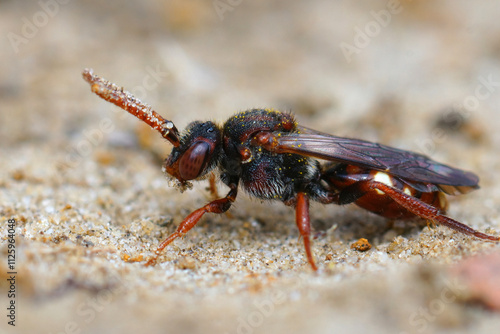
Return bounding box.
[368,181,499,242]
[145,182,239,266]
[207,172,219,199]
[295,192,318,271]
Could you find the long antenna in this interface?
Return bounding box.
[82,68,181,147]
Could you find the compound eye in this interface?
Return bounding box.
[179,141,211,180]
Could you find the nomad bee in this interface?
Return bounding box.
[83,69,498,270]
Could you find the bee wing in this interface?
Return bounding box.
[275,126,479,192]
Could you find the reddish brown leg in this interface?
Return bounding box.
[145,184,238,266]
[369,181,499,241]
[295,192,318,271]
[208,172,219,199]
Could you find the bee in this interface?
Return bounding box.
[83,69,498,270]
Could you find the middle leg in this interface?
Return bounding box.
[295,192,318,271]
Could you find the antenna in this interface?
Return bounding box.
[82,69,181,147]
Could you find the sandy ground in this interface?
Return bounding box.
[1,1,500,333]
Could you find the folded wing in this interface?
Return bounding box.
[273,126,479,194]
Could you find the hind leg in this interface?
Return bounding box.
[366,181,499,241]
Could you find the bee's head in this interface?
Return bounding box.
[163,121,222,190]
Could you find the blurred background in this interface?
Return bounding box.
[1,1,500,333]
[2,1,499,152]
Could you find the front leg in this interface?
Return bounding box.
[146,180,239,266]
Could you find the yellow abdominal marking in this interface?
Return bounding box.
[373,172,393,195]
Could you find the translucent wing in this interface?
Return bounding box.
[274,126,479,193]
